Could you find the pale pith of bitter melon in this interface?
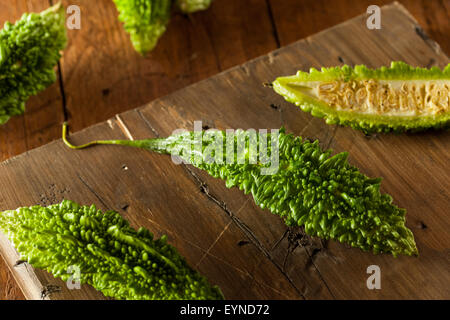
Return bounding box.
[0,200,224,300]
[63,124,418,257]
[272,62,450,133]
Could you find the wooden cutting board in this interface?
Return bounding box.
[0,2,448,300]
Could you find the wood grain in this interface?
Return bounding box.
[0,2,448,299]
[0,0,279,299]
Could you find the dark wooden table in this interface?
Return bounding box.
[0,0,448,300]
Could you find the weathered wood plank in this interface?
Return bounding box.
[0,2,449,299]
[0,115,309,299]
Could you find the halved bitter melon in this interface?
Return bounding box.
[272,62,450,133]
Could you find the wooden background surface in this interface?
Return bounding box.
[0,0,449,300]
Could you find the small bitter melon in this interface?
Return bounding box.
[0,200,223,300]
[0,3,67,125]
[272,62,450,133]
[113,0,171,55]
[63,124,418,257]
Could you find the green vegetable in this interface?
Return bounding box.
[272,62,450,133]
[63,123,418,257]
[113,0,171,55]
[0,200,223,300]
[0,3,67,125]
[176,0,214,13]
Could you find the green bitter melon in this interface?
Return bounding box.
[63,124,418,257]
[0,3,67,125]
[272,61,450,133]
[113,0,171,55]
[176,0,214,13]
[0,199,223,300]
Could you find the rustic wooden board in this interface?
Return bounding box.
[0,2,449,300]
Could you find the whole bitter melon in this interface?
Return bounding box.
[113,0,171,55]
[0,3,67,125]
[63,124,418,257]
[272,62,450,133]
[176,0,214,13]
[0,200,223,300]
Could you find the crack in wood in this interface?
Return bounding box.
[13,260,27,267]
[235,259,293,299]
[206,248,295,299]
[143,216,213,256]
[274,226,337,299]
[196,197,250,267]
[416,221,428,230]
[426,58,436,68]
[297,116,315,138]
[265,0,280,48]
[283,227,313,271]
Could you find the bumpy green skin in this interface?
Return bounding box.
[113,0,171,55]
[273,61,450,134]
[0,200,223,300]
[176,0,213,13]
[0,4,67,125]
[81,129,418,257]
